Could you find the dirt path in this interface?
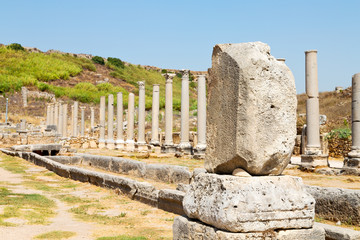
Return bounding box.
[0,153,175,240]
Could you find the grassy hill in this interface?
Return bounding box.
[0,43,197,110]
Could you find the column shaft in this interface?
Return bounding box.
[73,101,78,137]
[62,104,67,137]
[164,75,173,145]
[137,82,146,144]
[99,96,106,147]
[116,92,124,148]
[126,93,135,151]
[150,84,160,145]
[179,70,191,151]
[80,107,85,137]
[195,75,207,150]
[107,94,115,149]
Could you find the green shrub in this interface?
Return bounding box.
[108,57,124,68]
[161,69,167,73]
[7,43,25,51]
[37,82,50,91]
[75,82,98,92]
[327,128,351,140]
[96,83,113,92]
[92,56,105,65]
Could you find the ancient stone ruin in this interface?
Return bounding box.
[173,42,325,239]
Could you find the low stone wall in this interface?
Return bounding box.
[1,149,185,215]
[305,185,360,225]
[48,154,192,184]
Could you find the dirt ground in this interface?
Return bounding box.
[0,152,175,240]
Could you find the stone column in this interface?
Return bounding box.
[126,93,135,151]
[344,73,360,168]
[98,96,106,148]
[150,84,160,146]
[194,75,207,158]
[90,107,95,130]
[21,87,27,107]
[46,104,51,125]
[162,73,176,153]
[80,106,85,137]
[107,94,115,149]
[50,104,54,125]
[62,104,68,137]
[70,105,74,135]
[301,50,328,166]
[136,81,147,151]
[116,92,124,149]
[58,103,63,136]
[73,101,78,137]
[54,103,59,131]
[178,69,192,154]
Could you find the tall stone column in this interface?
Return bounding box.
[80,106,85,137]
[136,81,147,151]
[21,87,27,107]
[116,92,124,149]
[46,104,51,125]
[90,107,95,130]
[98,96,106,148]
[50,104,54,125]
[73,101,78,137]
[70,105,74,135]
[54,103,59,131]
[62,104,68,137]
[344,73,360,168]
[126,93,135,151]
[162,73,176,153]
[194,75,207,158]
[177,69,192,154]
[150,84,160,146]
[58,103,63,136]
[107,94,115,149]
[301,50,328,166]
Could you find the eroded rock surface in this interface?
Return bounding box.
[205,42,297,175]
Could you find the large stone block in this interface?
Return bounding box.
[183,173,314,233]
[206,42,297,175]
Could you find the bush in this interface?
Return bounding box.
[108,57,124,68]
[74,82,98,92]
[161,69,167,73]
[327,128,351,140]
[37,82,50,91]
[92,56,105,65]
[7,43,25,51]
[96,82,113,92]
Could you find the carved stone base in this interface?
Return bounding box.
[98,139,106,149]
[173,216,325,240]
[161,144,177,153]
[135,143,148,152]
[301,154,329,167]
[343,157,360,168]
[125,141,135,152]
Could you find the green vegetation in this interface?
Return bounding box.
[7,43,25,51]
[0,187,55,226]
[97,236,146,240]
[34,231,76,239]
[0,43,197,110]
[327,127,351,140]
[70,204,127,224]
[92,56,105,65]
[0,45,95,93]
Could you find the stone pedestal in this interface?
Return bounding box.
[173,173,324,239]
[126,93,135,152]
[136,81,147,152]
[301,50,328,167]
[150,84,160,146]
[177,70,192,155]
[116,92,125,150]
[107,94,115,150]
[194,75,206,158]
[174,216,325,240]
[98,96,106,149]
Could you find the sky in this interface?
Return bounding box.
[1,0,360,93]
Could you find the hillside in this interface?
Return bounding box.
[0,43,199,111]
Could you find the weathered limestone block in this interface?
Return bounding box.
[183,173,314,233]
[305,185,360,224]
[206,42,297,175]
[173,216,324,240]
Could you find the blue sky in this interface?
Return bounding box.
[1,0,359,93]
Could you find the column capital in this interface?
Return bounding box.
[163,73,175,83]
[138,81,145,90]
[305,50,317,54]
[180,69,190,78]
